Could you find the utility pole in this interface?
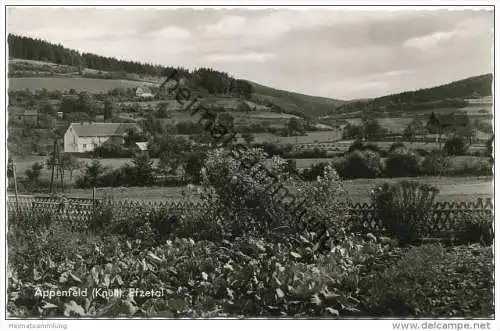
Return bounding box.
[49,138,57,193]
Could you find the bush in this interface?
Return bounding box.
[348,141,384,155]
[444,136,469,156]
[288,148,327,158]
[384,148,421,177]
[192,147,350,244]
[94,141,134,158]
[338,150,383,179]
[420,151,450,176]
[371,181,439,245]
[447,157,492,176]
[456,212,493,246]
[301,162,330,181]
[388,142,405,153]
[359,244,494,317]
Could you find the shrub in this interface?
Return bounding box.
[359,244,494,317]
[447,157,492,176]
[486,135,493,161]
[420,151,450,176]
[94,141,133,158]
[348,141,384,155]
[384,148,421,177]
[371,181,439,245]
[301,162,330,181]
[414,148,430,157]
[347,140,365,153]
[456,212,493,246]
[25,162,43,183]
[444,136,469,156]
[75,160,107,188]
[338,150,383,179]
[388,142,405,153]
[193,147,350,244]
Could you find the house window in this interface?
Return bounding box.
[83,144,87,149]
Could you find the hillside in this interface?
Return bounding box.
[250,82,347,119]
[332,74,493,116]
[8,34,343,118]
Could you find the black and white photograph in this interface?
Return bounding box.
[2,3,496,327]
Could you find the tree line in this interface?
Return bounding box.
[8,34,253,99]
[334,74,492,114]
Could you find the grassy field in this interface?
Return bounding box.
[345,118,414,133]
[48,175,493,204]
[9,77,154,93]
[13,157,161,184]
[292,158,339,168]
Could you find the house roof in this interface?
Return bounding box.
[136,86,153,94]
[135,141,149,151]
[69,122,140,137]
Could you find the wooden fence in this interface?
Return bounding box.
[348,198,493,236]
[7,195,493,237]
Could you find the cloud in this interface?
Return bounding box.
[204,15,248,37]
[403,31,457,49]
[6,8,494,99]
[146,26,192,40]
[203,52,276,63]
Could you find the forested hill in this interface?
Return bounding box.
[8,34,346,117]
[8,34,252,98]
[8,34,186,76]
[251,82,347,118]
[333,74,493,114]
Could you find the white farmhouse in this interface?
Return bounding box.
[64,122,141,153]
[136,86,154,99]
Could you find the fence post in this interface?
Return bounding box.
[92,186,96,219]
[12,161,20,218]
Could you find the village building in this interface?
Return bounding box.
[135,86,154,99]
[134,141,149,157]
[63,122,141,153]
[23,109,38,125]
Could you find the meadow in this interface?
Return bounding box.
[23,175,491,204]
[9,77,154,93]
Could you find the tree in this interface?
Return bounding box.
[78,160,106,187]
[338,150,383,179]
[131,154,155,185]
[421,151,450,176]
[39,100,56,116]
[25,162,43,183]
[103,99,115,121]
[7,157,14,178]
[241,132,255,145]
[156,102,169,118]
[61,154,85,181]
[342,123,364,140]
[124,128,147,147]
[363,119,386,141]
[487,135,494,161]
[286,117,305,136]
[156,135,191,172]
[184,151,205,183]
[385,149,421,177]
[403,118,426,141]
[444,136,469,156]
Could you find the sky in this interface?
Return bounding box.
[7,7,494,100]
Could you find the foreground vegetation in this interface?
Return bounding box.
[7,148,493,318]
